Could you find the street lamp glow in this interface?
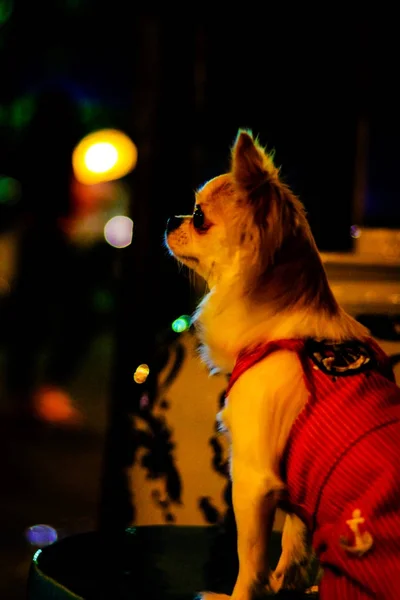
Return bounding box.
[72,129,137,184]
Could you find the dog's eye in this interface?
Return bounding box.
[193,204,206,230]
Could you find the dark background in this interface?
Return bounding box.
[2,6,400,239]
[2,6,400,327]
[1,4,400,597]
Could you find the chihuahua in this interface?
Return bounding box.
[165,130,400,599]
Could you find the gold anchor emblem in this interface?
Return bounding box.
[340,509,373,556]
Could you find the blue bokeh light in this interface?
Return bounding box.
[26,524,58,548]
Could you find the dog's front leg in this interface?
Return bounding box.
[230,466,283,600]
[272,512,314,592]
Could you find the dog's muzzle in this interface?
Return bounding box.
[166,216,183,233]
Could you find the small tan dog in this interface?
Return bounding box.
[165,130,400,599]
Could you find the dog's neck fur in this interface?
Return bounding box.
[193,245,369,375]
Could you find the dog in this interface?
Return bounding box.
[165,130,400,599]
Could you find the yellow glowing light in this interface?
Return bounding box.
[84,142,118,173]
[134,364,150,384]
[72,129,137,184]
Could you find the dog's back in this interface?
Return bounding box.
[229,335,400,599]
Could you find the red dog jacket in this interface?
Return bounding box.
[227,337,400,599]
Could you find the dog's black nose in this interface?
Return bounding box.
[166,216,183,233]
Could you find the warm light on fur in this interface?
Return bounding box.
[165,130,370,598]
[166,129,368,374]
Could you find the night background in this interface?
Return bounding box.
[0,3,400,599]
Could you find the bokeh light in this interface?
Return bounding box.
[84,142,118,173]
[134,364,150,384]
[10,95,36,129]
[26,524,58,548]
[0,175,21,205]
[104,215,133,248]
[140,392,149,409]
[0,0,13,25]
[33,549,42,562]
[32,387,83,426]
[350,225,361,239]
[72,129,137,184]
[171,315,191,333]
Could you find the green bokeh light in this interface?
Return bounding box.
[171,315,191,333]
[10,95,36,129]
[0,0,13,25]
[0,176,21,205]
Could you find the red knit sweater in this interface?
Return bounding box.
[227,337,400,599]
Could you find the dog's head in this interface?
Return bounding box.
[165,130,367,366]
[165,130,315,296]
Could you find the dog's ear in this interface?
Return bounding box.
[231,129,278,193]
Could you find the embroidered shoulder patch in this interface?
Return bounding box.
[306,339,375,376]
